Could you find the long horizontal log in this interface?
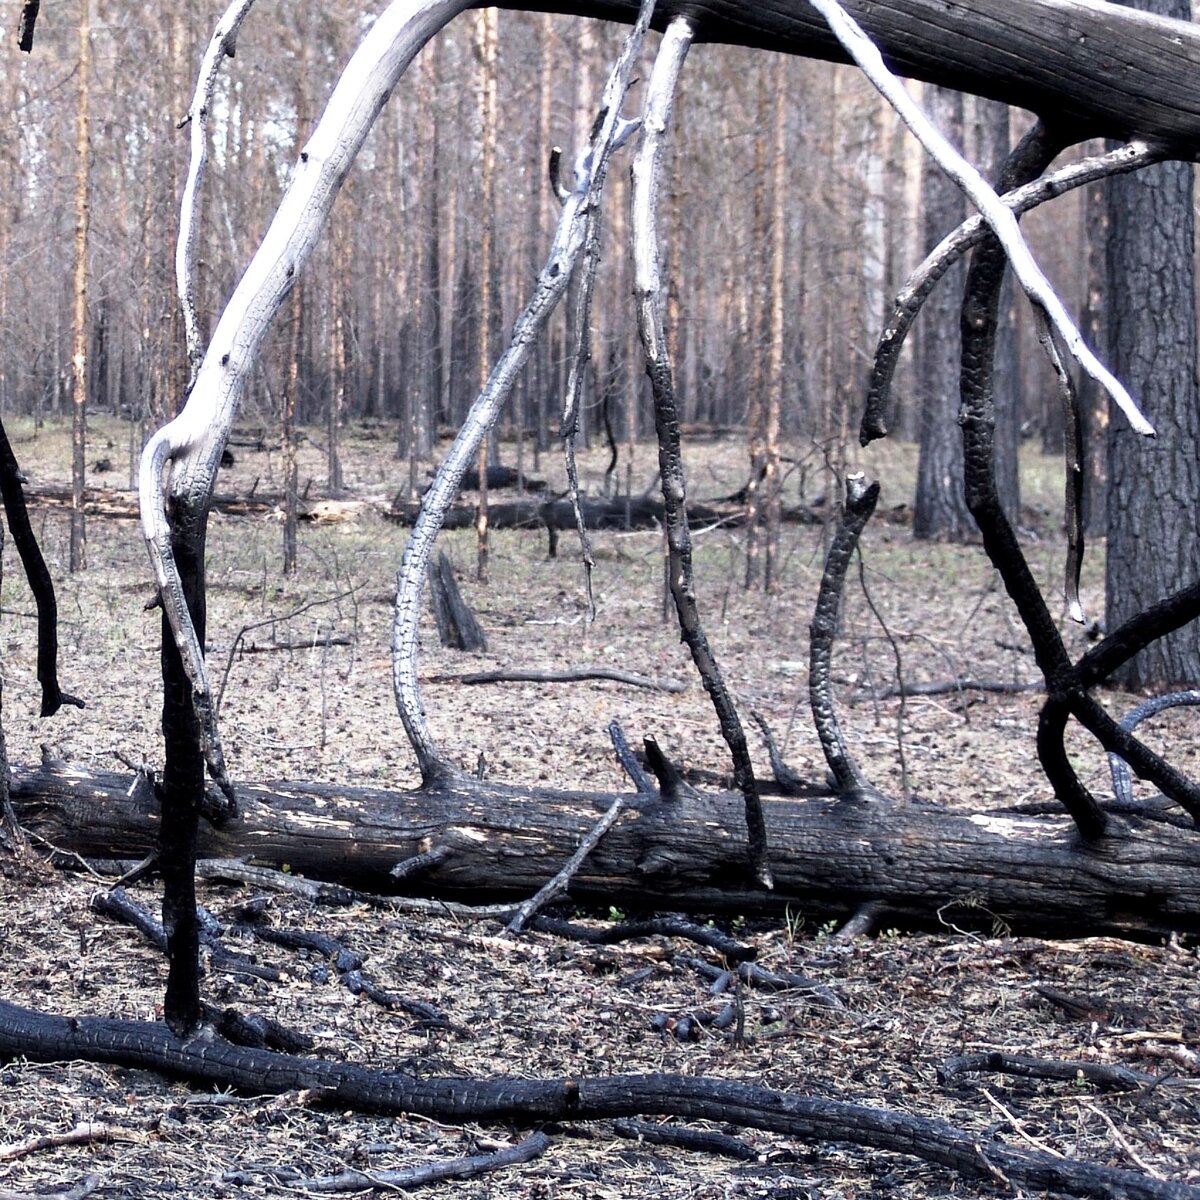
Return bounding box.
[12,762,1200,936]
[500,0,1200,152]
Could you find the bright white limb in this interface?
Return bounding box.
[142,0,471,798]
[392,4,654,777]
[176,0,259,386]
[809,0,1155,438]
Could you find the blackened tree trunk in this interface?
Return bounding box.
[913,85,973,540]
[1105,0,1200,689]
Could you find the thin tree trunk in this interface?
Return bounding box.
[475,8,498,583]
[913,84,972,541]
[69,0,92,573]
[762,55,787,591]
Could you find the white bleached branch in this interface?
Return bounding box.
[809,0,1155,438]
[392,2,654,777]
[142,0,472,799]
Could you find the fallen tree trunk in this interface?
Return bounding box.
[499,0,1200,151]
[12,762,1200,936]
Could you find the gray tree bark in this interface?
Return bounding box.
[913,86,972,540]
[1105,0,1200,689]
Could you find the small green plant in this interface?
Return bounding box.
[608,906,625,922]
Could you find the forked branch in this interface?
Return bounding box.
[632,17,771,888]
[142,0,473,801]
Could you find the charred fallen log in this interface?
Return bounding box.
[11,762,1200,937]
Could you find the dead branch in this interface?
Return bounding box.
[3,998,1194,1200]
[242,1132,552,1193]
[809,476,880,796]
[557,2,653,618]
[612,1119,757,1161]
[0,1122,140,1162]
[507,792,629,933]
[861,141,1165,442]
[938,1051,1159,1091]
[0,1175,102,1200]
[426,666,686,693]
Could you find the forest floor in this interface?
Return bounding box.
[0,416,1197,1198]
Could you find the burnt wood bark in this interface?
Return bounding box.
[13,762,1200,937]
[0,419,81,717]
[428,552,487,651]
[493,0,1200,152]
[0,998,1194,1200]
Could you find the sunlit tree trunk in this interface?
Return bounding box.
[475,7,498,582]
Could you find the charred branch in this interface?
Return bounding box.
[633,18,770,889]
[809,476,880,796]
[1,998,1194,1200]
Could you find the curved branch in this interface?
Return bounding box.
[0,999,1196,1200]
[176,0,259,386]
[393,7,651,778]
[808,475,880,796]
[0,419,81,717]
[142,0,472,795]
[861,140,1165,442]
[1109,691,1200,806]
[632,18,770,887]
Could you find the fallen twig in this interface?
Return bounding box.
[0,1122,139,1162]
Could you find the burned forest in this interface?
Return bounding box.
[0,1,1199,1197]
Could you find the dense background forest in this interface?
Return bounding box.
[0,2,1098,498]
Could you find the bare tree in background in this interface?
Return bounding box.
[69,0,92,572]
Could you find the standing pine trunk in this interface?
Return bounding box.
[912,85,972,541]
[762,54,787,592]
[1105,0,1200,688]
[973,97,1020,526]
[475,8,498,582]
[69,0,92,573]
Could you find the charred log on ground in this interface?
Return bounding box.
[12,762,1200,937]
